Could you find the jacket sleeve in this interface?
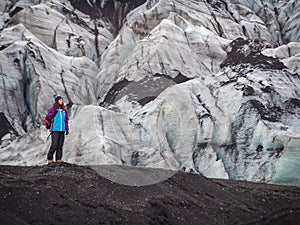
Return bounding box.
[45,106,55,120]
[65,109,69,131]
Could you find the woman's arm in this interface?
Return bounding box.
[65,109,69,131]
[45,106,55,120]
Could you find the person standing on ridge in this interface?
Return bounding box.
[45,95,69,164]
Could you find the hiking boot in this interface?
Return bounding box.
[56,160,64,163]
[47,160,54,164]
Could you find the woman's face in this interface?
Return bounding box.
[58,98,63,105]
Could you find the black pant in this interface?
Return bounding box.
[47,132,65,161]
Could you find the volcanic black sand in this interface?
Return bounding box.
[0,163,299,225]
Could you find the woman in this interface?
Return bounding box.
[45,95,69,164]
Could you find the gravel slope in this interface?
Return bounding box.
[0,163,299,225]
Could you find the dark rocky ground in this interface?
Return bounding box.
[0,163,299,225]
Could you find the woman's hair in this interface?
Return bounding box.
[54,102,65,110]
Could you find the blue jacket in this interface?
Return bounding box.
[45,105,69,132]
[52,109,66,132]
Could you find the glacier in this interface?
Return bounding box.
[0,0,299,186]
